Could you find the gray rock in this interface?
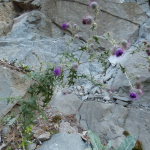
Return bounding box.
[113,95,131,102]
[82,95,88,101]
[50,92,82,115]
[0,66,31,120]
[124,108,150,150]
[116,100,129,106]
[103,96,111,101]
[59,122,78,134]
[36,133,89,150]
[80,120,88,131]
[27,143,37,150]
[79,102,128,149]
[32,127,50,142]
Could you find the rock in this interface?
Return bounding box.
[80,120,88,131]
[103,96,111,101]
[40,0,147,43]
[32,126,50,141]
[116,100,129,106]
[83,83,93,94]
[0,66,30,120]
[27,143,37,150]
[36,133,89,150]
[59,122,78,134]
[50,92,82,115]
[77,86,81,91]
[79,102,128,148]
[0,2,19,37]
[124,108,150,150]
[113,95,131,102]
[82,95,88,101]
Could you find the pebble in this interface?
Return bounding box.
[103,96,110,101]
[77,86,81,91]
[82,95,88,101]
[79,93,84,96]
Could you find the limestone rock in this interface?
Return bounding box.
[50,92,82,115]
[36,133,89,150]
[0,66,30,120]
[59,122,78,134]
[32,126,50,141]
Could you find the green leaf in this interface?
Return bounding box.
[119,64,126,73]
[117,135,136,150]
[88,130,103,150]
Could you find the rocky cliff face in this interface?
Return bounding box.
[0,0,150,149]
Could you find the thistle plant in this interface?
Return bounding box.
[0,0,146,149]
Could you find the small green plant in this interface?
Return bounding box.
[123,130,130,137]
[88,130,136,150]
[132,140,143,150]
[52,115,62,123]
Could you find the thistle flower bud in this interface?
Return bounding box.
[136,89,143,96]
[62,89,68,95]
[121,40,130,50]
[73,24,78,29]
[146,43,150,48]
[146,48,150,56]
[134,81,142,89]
[89,1,98,10]
[86,16,94,25]
[111,46,120,55]
[89,43,94,49]
[74,34,79,39]
[72,63,79,70]
[31,51,35,55]
[66,23,71,29]
[135,75,141,80]
[92,22,97,29]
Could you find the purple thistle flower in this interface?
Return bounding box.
[89,1,98,9]
[115,49,124,57]
[61,23,67,29]
[62,89,68,95]
[53,68,61,76]
[129,92,138,101]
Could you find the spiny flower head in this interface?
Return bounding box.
[129,92,138,101]
[73,24,78,29]
[61,23,67,29]
[53,68,61,76]
[74,34,79,39]
[66,23,71,29]
[134,81,142,89]
[62,89,68,95]
[72,63,79,70]
[86,16,94,25]
[135,75,141,80]
[89,1,98,9]
[146,48,150,56]
[121,40,130,50]
[111,46,120,55]
[136,89,143,96]
[115,49,124,57]
[89,43,95,49]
